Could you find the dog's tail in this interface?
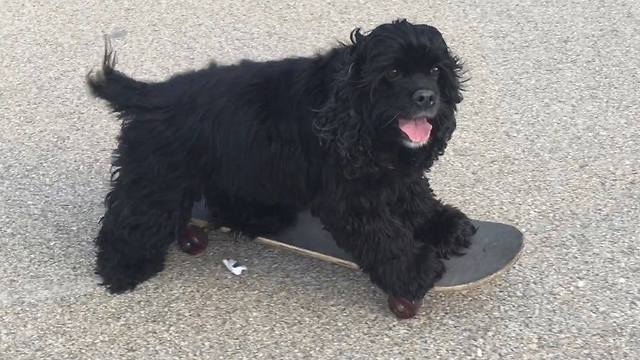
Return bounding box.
[86,37,158,116]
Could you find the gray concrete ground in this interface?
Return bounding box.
[1,0,639,358]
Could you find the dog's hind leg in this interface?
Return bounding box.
[96,162,198,293]
[96,171,197,293]
[95,120,201,293]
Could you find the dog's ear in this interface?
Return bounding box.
[344,27,372,92]
[422,54,464,169]
[348,27,368,66]
[442,54,465,105]
[313,58,373,178]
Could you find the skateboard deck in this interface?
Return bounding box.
[188,200,523,291]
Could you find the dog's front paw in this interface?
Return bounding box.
[445,216,476,257]
[424,206,476,259]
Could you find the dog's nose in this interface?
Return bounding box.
[412,89,436,107]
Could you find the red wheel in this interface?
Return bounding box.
[178,225,209,256]
[388,296,422,319]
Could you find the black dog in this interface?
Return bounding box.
[88,19,475,309]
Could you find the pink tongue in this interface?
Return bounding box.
[398,117,432,143]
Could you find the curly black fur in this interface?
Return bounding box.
[87,19,476,300]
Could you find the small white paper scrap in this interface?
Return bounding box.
[222,258,247,275]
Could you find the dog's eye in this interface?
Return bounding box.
[429,65,440,76]
[385,69,401,81]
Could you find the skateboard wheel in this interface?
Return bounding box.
[178,225,208,256]
[388,296,422,319]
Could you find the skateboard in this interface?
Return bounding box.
[183,200,523,319]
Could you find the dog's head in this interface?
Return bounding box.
[315,20,464,175]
